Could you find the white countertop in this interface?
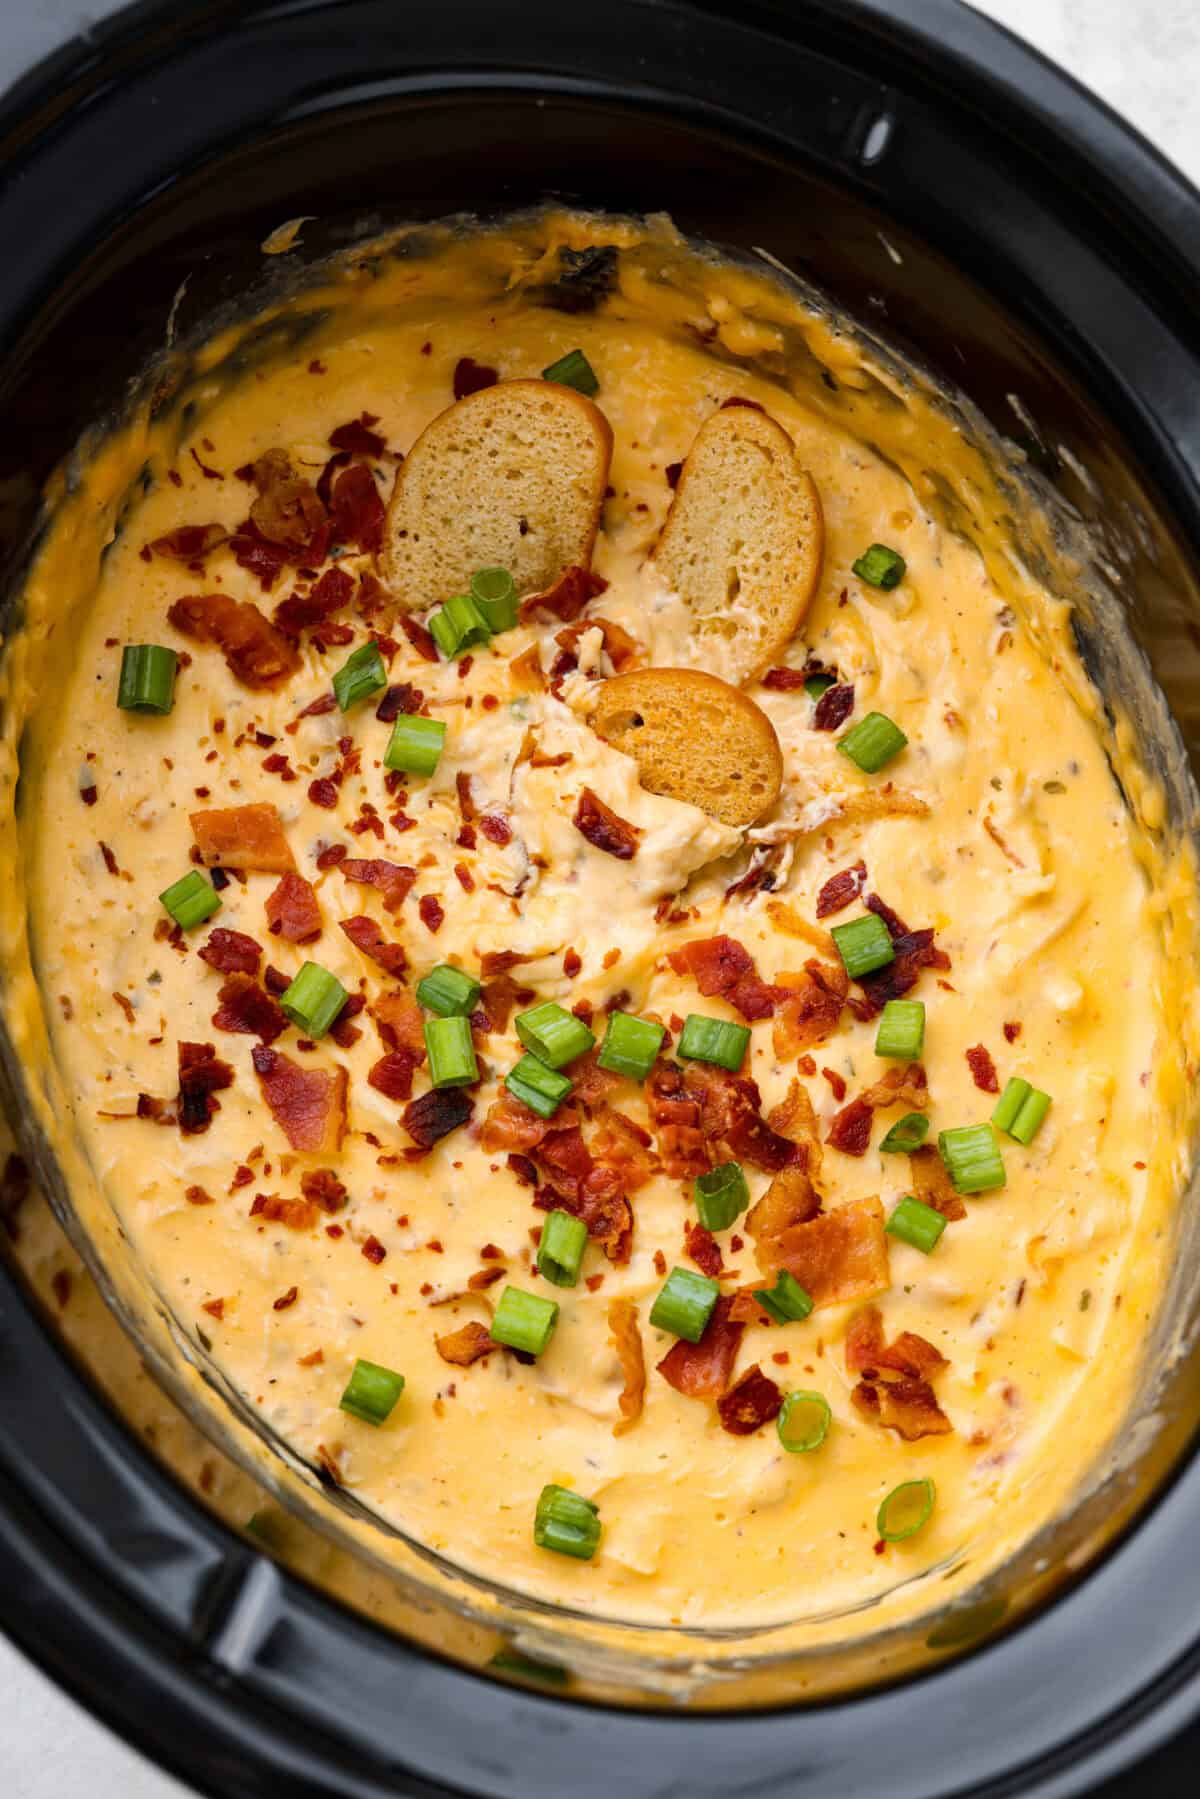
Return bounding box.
[3,2,1199,1794]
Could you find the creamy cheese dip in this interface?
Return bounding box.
[4,212,1197,1654]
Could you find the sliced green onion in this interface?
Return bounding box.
[424,1014,479,1087]
[537,1209,588,1288]
[805,672,836,701]
[514,1001,595,1069]
[754,1269,814,1324]
[831,914,895,979]
[492,1285,559,1356]
[878,1111,930,1154]
[533,1483,601,1559]
[279,962,348,1039]
[159,870,221,930]
[694,1160,750,1233]
[991,1076,1031,1134]
[777,1389,831,1453]
[384,714,446,776]
[489,1649,569,1687]
[118,643,178,714]
[853,543,907,590]
[332,640,387,711]
[886,1194,947,1254]
[415,964,481,1017]
[542,348,599,396]
[429,591,492,660]
[1009,1086,1051,1146]
[339,1358,405,1425]
[877,1477,936,1541]
[506,1054,573,1119]
[938,1123,1006,1194]
[875,998,925,1059]
[597,1010,665,1081]
[470,567,519,633]
[838,711,908,774]
[676,1013,751,1071]
[649,1266,719,1342]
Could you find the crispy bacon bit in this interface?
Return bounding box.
[453,356,498,400]
[265,871,322,943]
[850,894,951,1014]
[657,1295,744,1398]
[250,1191,319,1231]
[845,1305,947,1380]
[476,974,523,1037]
[308,777,339,809]
[522,565,609,623]
[1003,1020,1022,1043]
[148,522,227,562]
[481,1089,549,1153]
[329,462,385,554]
[532,1126,634,1265]
[573,787,640,860]
[245,449,328,554]
[816,860,867,919]
[399,615,439,662]
[339,914,408,977]
[299,693,339,720]
[827,1063,927,1156]
[760,666,811,691]
[846,1304,952,1440]
[362,1235,387,1264]
[667,934,787,1023]
[340,857,416,913]
[199,928,262,975]
[664,459,683,489]
[685,1221,723,1278]
[436,1321,497,1365]
[822,1066,847,1102]
[403,1087,474,1148]
[168,593,301,688]
[273,564,355,636]
[647,1060,709,1179]
[908,1145,967,1221]
[300,1168,348,1213]
[274,1285,300,1311]
[562,947,583,979]
[608,1297,646,1435]
[185,1184,214,1206]
[264,965,290,994]
[752,1195,890,1310]
[370,989,425,1058]
[746,1165,822,1268]
[717,1365,784,1436]
[478,813,513,847]
[455,771,476,820]
[177,1041,234,1135]
[418,894,445,933]
[252,1046,347,1153]
[507,1152,539,1187]
[813,683,855,731]
[229,523,288,590]
[966,1043,1000,1093]
[329,415,386,458]
[827,1095,874,1156]
[589,1108,658,1189]
[202,1298,225,1320]
[368,1051,420,1102]
[212,973,288,1043]
[191,802,294,873]
[469,1265,504,1290]
[772,959,848,1055]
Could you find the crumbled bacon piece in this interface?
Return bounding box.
[646,1060,708,1179]
[273,565,354,636]
[169,593,301,689]
[265,871,322,943]
[1003,1020,1022,1043]
[399,615,439,662]
[846,1305,951,1440]
[198,928,262,975]
[252,1047,347,1153]
[760,666,810,691]
[329,462,385,554]
[746,1164,822,1266]
[685,1221,723,1278]
[191,802,294,873]
[827,1094,874,1156]
[212,973,288,1043]
[851,894,951,1015]
[717,1365,783,1436]
[771,960,848,1055]
[418,894,445,933]
[300,1168,348,1213]
[477,973,524,1035]
[368,1051,420,1102]
[853,1376,952,1440]
[361,1235,387,1264]
[339,914,407,977]
[370,988,425,1056]
[403,1088,474,1148]
[667,934,787,1022]
[908,1145,967,1221]
[436,1320,497,1365]
[177,1041,234,1135]
[532,1126,634,1265]
[479,949,536,976]
[274,1286,300,1311]
[813,683,855,731]
[185,1185,214,1206]
[478,814,513,847]
[522,564,609,623]
[308,777,339,809]
[329,993,365,1048]
[966,1044,1000,1093]
[607,1297,646,1435]
[573,787,640,860]
[845,1305,947,1380]
[453,356,498,400]
[827,1064,927,1157]
[228,522,288,590]
[339,857,416,913]
[329,415,386,458]
[148,523,227,562]
[481,1089,549,1153]
[751,1195,889,1309]
[250,1192,319,1232]
[589,1108,658,1188]
[766,1079,824,1181]
[657,1296,744,1398]
[815,860,867,919]
[245,449,328,554]
[507,1152,539,1187]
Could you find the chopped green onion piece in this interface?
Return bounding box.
[506,1054,572,1119]
[332,640,387,711]
[878,1111,930,1154]
[279,962,348,1038]
[339,1358,405,1425]
[886,1194,947,1254]
[805,672,836,701]
[877,1477,936,1541]
[470,566,519,632]
[415,963,481,1017]
[514,1001,595,1069]
[991,1076,1031,1134]
[429,591,492,660]
[1010,1087,1051,1145]
[649,1266,719,1342]
[424,1014,479,1088]
[159,870,221,930]
[777,1390,831,1453]
[694,1160,750,1233]
[384,714,446,776]
[492,1285,559,1356]
[542,348,599,396]
[853,543,907,589]
[938,1123,1006,1194]
[831,914,895,979]
[533,1483,601,1560]
[875,999,925,1059]
[838,711,908,774]
[754,1270,814,1324]
[537,1209,588,1287]
[118,643,178,714]
[677,1013,751,1071]
[488,1649,569,1687]
[597,1010,665,1081]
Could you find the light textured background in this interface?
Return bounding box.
[2,2,1198,1794]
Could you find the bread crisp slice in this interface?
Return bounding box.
[652,403,823,685]
[383,379,613,610]
[589,668,782,828]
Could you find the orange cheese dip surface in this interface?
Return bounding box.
[8,211,1196,1640]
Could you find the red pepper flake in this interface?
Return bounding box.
[1003,1021,1022,1043]
[298,1347,325,1366]
[563,947,582,979]
[298,692,338,719]
[821,1066,847,1101]
[966,1044,1000,1093]
[813,683,855,731]
[816,860,868,919]
[80,782,98,807]
[273,1285,300,1311]
[453,356,498,399]
[362,1236,387,1264]
[202,1299,225,1320]
[185,1185,215,1206]
[653,1249,668,1277]
[454,863,475,893]
[418,894,445,934]
[572,787,640,859]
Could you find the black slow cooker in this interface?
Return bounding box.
[2,1,1200,1793]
